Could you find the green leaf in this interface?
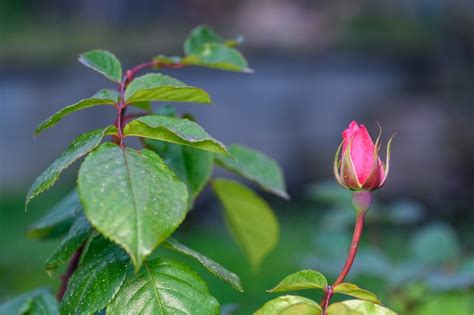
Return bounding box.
[26,127,110,208]
[107,258,219,315]
[333,283,380,304]
[124,73,210,104]
[327,300,397,315]
[184,25,224,55]
[43,215,91,273]
[78,143,188,269]
[34,89,118,135]
[163,237,243,292]
[254,295,322,315]
[0,289,59,315]
[182,43,250,72]
[268,270,328,293]
[183,26,250,72]
[216,144,289,199]
[79,50,122,83]
[124,115,228,155]
[27,191,81,239]
[60,237,130,315]
[144,139,213,204]
[212,179,279,270]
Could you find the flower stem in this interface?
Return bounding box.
[320,202,368,312]
[333,211,366,285]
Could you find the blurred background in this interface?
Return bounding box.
[1,0,473,314]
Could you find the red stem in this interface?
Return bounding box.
[56,244,85,301]
[113,60,185,146]
[321,212,366,313]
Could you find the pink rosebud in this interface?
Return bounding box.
[334,121,393,191]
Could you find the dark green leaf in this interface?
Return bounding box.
[144,139,213,204]
[184,25,224,55]
[79,50,122,83]
[26,127,110,208]
[43,215,91,273]
[60,237,130,315]
[124,73,210,104]
[107,258,219,315]
[254,295,322,315]
[163,237,243,292]
[182,43,250,72]
[333,283,380,304]
[212,179,279,270]
[216,144,288,199]
[124,115,228,155]
[268,270,327,293]
[327,300,397,315]
[27,191,81,239]
[34,89,118,135]
[78,143,188,269]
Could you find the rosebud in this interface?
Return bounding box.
[334,121,393,191]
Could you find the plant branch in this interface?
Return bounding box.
[57,58,188,302]
[56,244,85,301]
[320,210,367,313]
[113,60,185,147]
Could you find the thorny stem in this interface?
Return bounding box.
[56,244,85,301]
[320,211,367,314]
[56,59,186,301]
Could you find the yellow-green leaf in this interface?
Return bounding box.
[333,283,381,304]
[327,300,397,315]
[124,73,210,104]
[212,179,279,270]
[124,115,228,155]
[254,295,322,315]
[268,270,328,293]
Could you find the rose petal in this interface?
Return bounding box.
[349,124,377,184]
